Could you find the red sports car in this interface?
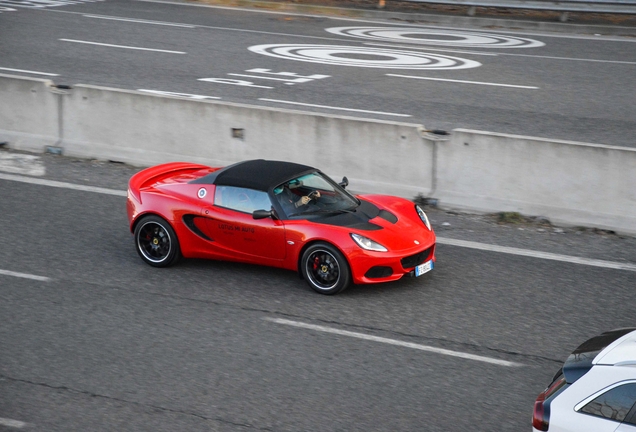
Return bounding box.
[127,159,436,294]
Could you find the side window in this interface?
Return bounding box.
[579,383,636,423]
[214,186,271,214]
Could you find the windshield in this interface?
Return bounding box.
[273,172,359,218]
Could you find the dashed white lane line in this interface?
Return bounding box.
[0,173,127,197]
[83,14,196,27]
[0,67,58,76]
[59,39,186,54]
[1,172,634,272]
[264,317,522,367]
[258,98,412,117]
[437,237,636,272]
[0,417,27,429]
[386,73,539,89]
[0,269,50,282]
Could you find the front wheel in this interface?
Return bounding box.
[301,242,351,295]
[134,215,181,267]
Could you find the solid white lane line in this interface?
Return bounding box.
[2,173,634,272]
[83,14,195,27]
[138,89,221,100]
[0,269,50,282]
[387,74,538,89]
[258,98,412,117]
[59,39,186,54]
[0,67,58,76]
[0,173,127,197]
[494,52,636,65]
[437,237,636,271]
[264,318,522,367]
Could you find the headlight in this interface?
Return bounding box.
[350,233,388,252]
[415,205,432,231]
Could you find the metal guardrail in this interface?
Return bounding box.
[378,0,636,20]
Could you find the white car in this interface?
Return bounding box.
[533,328,636,432]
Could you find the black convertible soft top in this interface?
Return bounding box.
[190,159,315,191]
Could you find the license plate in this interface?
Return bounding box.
[415,260,434,277]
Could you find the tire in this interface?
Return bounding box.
[301,242,351,295]
[134,215,181,267]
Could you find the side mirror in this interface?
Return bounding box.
[252,209,272,220]
[339,176,349,189]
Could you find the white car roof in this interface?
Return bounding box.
[594,329,636,366]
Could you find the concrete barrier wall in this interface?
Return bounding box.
[60,84,433,197]
[437,130,636,233]
[1,74,635,234]
[0,74,59,150]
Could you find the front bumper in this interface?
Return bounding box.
[349,243,436,285]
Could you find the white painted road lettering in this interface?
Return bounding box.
[229,68,330,86]
[264,318,523,367]
[246,68,330,80]
[205,69,330,89]
[197,77,273,89]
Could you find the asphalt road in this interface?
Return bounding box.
[1,151,635,431]
[1,0,635,147]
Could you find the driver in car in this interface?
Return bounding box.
[275,181,320,213]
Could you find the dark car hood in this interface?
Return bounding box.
[307,195,435,252]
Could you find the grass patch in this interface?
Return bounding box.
[497,212,525,224]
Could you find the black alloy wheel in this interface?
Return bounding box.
[301,242,351,295]
[134,215,181,267]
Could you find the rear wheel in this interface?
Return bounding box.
[301,242,350,295]
[134,215,181,267]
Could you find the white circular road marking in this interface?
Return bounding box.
[248,44,481,70]
[326,27,545,48]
